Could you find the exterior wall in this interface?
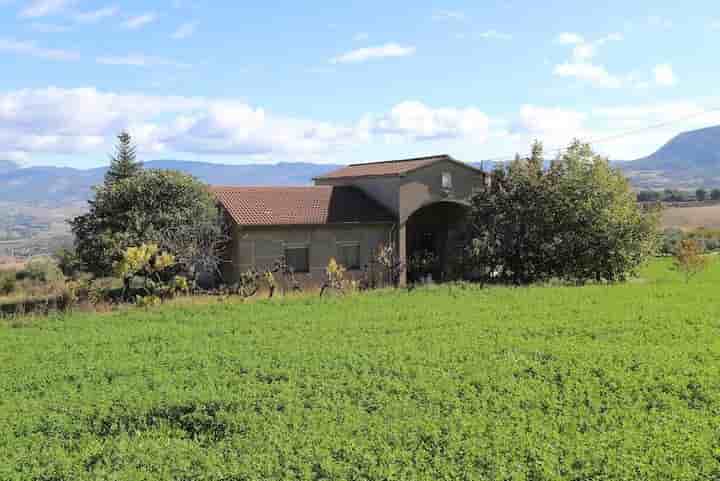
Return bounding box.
[398,161,484,223]
[222,223,394,285]
[315,176,402,216]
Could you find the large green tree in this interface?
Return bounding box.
[71,169,222,277]
[105,131,142,185]
[467,140,659,284]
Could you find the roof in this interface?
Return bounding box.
[314,154,482,180]
[211,185,396,226]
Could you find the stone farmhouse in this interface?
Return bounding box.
[213,155,486,286]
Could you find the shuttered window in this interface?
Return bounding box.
[338,242,361,269]
[284,245,309,273]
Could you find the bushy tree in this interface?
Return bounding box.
[71,169,223,278]
[711,189,720,201]
[674,239,710,283]
[696,188,707,202]
[467,140,659,284]
[105,131,142,185]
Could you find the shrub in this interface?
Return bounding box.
[17,257,65,284]
[674,239,711,283]
[0,273,16,296]
[467,141,659,284]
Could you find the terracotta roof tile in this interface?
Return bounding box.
[212,186,396,226]
[315,154,477,180]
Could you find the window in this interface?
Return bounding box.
[284,245,309,273]
[442,172,453,189]
[337,242,361,269]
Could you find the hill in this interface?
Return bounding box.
[619,125,720,189]
[0,160,343,204]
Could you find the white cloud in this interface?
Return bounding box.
[479,30,512,40]
[366,101,490,142]
[0,88,495,161]
[172,22,196,39]
[19,0,74,18]
[653,64,676,86]
[554,62,623,88]
[122,12,156,30]
[0,37,79,61]
[513,105,587,135]
[96,54,191,68]
[330,43,416,64]
[556,32,584,44]
[74,6,118,24]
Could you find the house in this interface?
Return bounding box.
[213,155,485,286]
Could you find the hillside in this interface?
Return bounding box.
[620,125,720,188]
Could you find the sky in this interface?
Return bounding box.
[1,0,720,168]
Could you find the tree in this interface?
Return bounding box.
[467,140,659,284]
[696,189,707,202]
[673,239,711,283]
[105,131,142,185]
[71,169,224,278]
[711,189,720,201]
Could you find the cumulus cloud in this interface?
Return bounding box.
[172,22,196,39]
[513,105,587,135]
[556,32,584,44]
[19,0,74,18]
[653,64,676,86]
[0,88,494,161]
[122,12,156,30]
[330,43,415,64]
[0,37,79,60]
[554,62,623,88]
[366,101,490,142]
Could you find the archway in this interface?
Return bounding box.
[404,201,469,283]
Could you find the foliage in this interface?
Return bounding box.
[2,259,720,479]
[673,238,711,283]
[0,272,15,295]
[104,131,142,185]
[408,249,439,282]
[696,188,707,202]
[468,140,660,284]
[320,257,347,296]
[114,244,187,302]
[16,257,65,283]
[55,247,84,278]
[71,169,221,277]
[712,188,720,201]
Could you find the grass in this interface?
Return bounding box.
[1,259,720,480]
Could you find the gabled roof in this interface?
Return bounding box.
[211,185,396,226]
[314,154,482,180]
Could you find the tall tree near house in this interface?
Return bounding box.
[696,188,707,202]
[105,131,142,185]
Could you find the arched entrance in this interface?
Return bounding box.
[404,201,469,283]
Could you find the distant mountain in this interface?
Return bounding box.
[0,160,343,204]
[619,125,720,189]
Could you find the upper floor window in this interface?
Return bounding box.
[442,172,453,189]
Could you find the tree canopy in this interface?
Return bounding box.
[467,140,659,284]
[105,131,142,185]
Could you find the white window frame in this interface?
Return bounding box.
[442,172,453,189]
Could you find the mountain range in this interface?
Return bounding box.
[1,124,719,205]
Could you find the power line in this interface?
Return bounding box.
[481,105,720,164]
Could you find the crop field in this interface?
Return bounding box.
[662,202,720,229]
[2,259,720,480]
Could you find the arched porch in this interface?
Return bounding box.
[399,201,470,285]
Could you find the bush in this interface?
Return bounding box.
[16,257,65,284]
[0,273,16,296]
[467,141,659,284]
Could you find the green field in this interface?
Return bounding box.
[2,259,720,480]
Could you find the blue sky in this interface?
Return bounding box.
[1,0,719,168]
